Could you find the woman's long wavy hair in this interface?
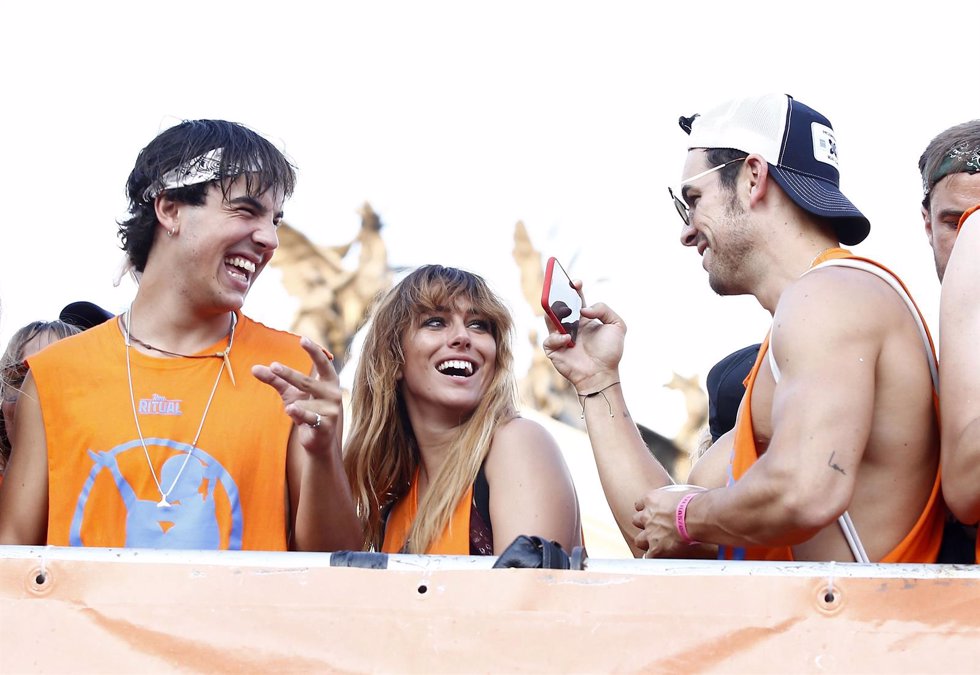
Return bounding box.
[344,265,518,552]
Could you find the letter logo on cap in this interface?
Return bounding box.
[811,122,839,168]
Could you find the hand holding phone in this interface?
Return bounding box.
[541,257,582,345]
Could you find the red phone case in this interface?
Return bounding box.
[541,257,577,346]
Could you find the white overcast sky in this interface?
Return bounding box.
[2,1,978,434]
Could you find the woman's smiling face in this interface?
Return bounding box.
[398,301,498,422]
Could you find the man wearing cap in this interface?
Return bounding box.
[546,94,944,563]
[0,120,361,551]
[924,121,980,561]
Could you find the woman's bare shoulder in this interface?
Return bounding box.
[486,416,565,471]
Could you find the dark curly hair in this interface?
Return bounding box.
[118,119,297,272]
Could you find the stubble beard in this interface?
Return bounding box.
[707,193,753,296]
[933,246,948,283]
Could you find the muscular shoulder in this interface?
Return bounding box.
[774,265,907,350]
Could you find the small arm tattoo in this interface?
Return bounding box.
[827,451,846,475]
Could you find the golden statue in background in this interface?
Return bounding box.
[511,220,707,479]
[270,206,706,480]
[512,221,583,424]
[663,371,709,479]
[271,202,392,372]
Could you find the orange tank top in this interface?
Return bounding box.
[29,312,309,551]
[382,468,474,554]
[726,248,945,562]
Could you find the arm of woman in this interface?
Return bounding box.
[483,417,582,554]
[0,374,49,545]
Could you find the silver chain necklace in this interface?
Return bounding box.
[124,305,237,507]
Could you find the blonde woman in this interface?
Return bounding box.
[345,265,581,555]
[1,320,82,475]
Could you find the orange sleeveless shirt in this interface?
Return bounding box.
[727,248,945,562]
[382,469,475,554]
[29,313,309,551]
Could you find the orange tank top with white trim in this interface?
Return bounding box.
[726,248,944,562]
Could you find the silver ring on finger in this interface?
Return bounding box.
[309,412,322,429]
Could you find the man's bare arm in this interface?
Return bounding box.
[544,302,675,556]
[682,271,883,549]
[0,374,49,545]
[940,221,980,524]
[580,383,676,554]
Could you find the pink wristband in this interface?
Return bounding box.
[675,493,701,546]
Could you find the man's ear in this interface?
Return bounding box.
[745,154,769,207]
[921,204,935,246]
[154,194,180,233]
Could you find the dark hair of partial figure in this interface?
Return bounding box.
[918,119,980,209]
[117,119,297,272]
[0,320,82,464]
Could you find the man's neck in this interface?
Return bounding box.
[752,230,841,315]
[126,291,236,356]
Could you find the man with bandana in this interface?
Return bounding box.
[0,120,361,551]
[920,121,980,282]
[922,120,980,563]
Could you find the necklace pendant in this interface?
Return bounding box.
[157,497,171,508]
[223,351,236,386]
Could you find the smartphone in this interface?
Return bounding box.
[541,256,582,345]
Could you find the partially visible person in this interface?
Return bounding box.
[547,94,944,563]
[59,300,114,331]
[919,121,980,563]
[689,343,760,467]
[938,201,980,561]
[919,120,980,282]
[0,320,82,476]
[0,119,360,551]
[705,344,760,444]
[344,265,582,555]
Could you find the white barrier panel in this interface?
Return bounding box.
[2,546,978,673]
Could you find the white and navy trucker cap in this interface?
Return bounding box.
[681,93,870,245]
